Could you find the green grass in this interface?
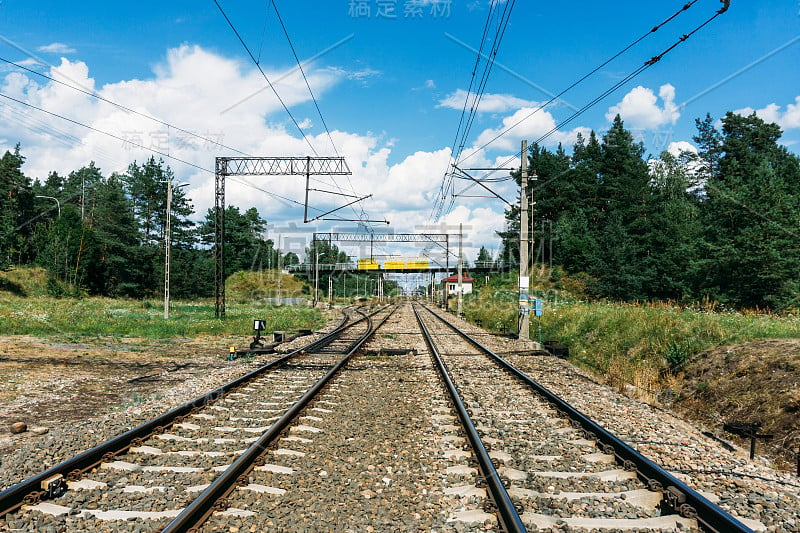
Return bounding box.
[461,268,800,392]
[542,301,800,390]
[0,296,323,338]
[0,296,323,337]
[0,267,323,338]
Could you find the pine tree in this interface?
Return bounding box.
[0,145,33,268]
[699,112,800,308]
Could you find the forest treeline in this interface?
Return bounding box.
[3,110,800,308]
[0,154,306,298]
[498,113,800,310]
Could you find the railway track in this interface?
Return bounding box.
[413,302,757,532]
[0,305,394,532]
[1,302,793,531]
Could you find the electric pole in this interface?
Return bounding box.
[519,140,530,340]
[277,235,282,305]
[457,223,463,317]
[164,180,189,320]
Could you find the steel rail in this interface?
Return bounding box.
[421,304,754,533]
[412,304,526,533]
[162,305,398,532]
[0,306,376,518]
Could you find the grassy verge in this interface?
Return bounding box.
[0,267,324,338]
[542,301,800,395]
[0,296,324,338]
[462,269,800,397]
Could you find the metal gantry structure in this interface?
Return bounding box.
[214,156,352,318]
[311,232,451,307]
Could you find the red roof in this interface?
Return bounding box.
[442,273,474,283]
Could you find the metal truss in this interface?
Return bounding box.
[313,232,448,243]
[217,156,351,176]
[310,232,452,307]
[214,156,354,318]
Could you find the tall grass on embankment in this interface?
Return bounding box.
[541,301,800,396]
[0,297,323,338]
[0,267,323,338]
[461,269,800,396]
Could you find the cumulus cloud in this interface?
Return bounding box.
[0,44,513,256]
[438,89,539,114]
[667,141,698,157]
[606,84,680,129]
[469,106,590,152]
[734,96,800,131]
[37,42,76,54]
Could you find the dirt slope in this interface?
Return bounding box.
[673,339,800,470]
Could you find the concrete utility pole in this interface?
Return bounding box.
[277,235,282,305]
[457,223,463,317]
[314,238,320,307]
[164,180,189,320]
[519,140,530,340]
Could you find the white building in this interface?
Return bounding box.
[442,273,474,296]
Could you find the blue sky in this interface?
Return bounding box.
[1,0,799,262]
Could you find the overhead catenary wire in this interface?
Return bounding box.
[442,0,731,209]
[0,90,353,216]
[0,56,359,197]
[0,56,251,158]
[433,2,514,221]
[269,0,371,229]
[456,0,702,165]
[270,0,338,157]
[430,0,516,223]
[431,0,502,222]
[442,0,517,219]
[213,0,319,157]
[215,0,375,229]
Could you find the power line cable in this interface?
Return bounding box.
[0,90,340,212]
[0,92,211,173]
[270,0,338,157]
[256,1,271,65]
[269,0,371,229]
[0,55,359,196]
[0,56,251,157]
[456,0,732,191]
[430,0,516,222]
[431,0,502,221]
[457,0,703,166]
[215,0,374,229]
[213,0,318,156]
[443,0,516,218]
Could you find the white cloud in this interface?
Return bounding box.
[37,42,76,54]
[734,96,800,131]
[0,44,512,258]
[438,89,539,114]
[469,106,590,152]
[425,79,436,89]
[606,84,680,129]
[667,141,697,157]
[345,67,381,85]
